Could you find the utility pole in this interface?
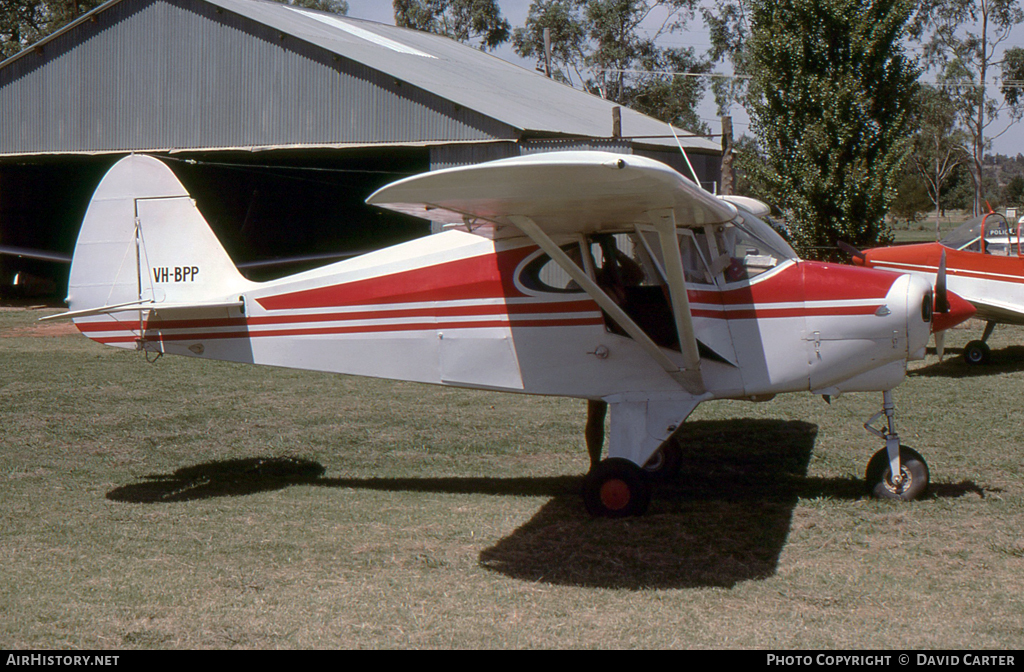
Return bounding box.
[543,28,552,78]
[720,116,734,195]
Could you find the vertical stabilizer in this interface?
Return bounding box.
[68,154,253,314]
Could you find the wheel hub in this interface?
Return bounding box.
[884,467,912,495]
[599,479,631,511]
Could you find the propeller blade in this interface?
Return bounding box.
[935,330,946,362]
[935,250,950,314]
[837,240,866,261]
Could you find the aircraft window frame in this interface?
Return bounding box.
[706,216,796,285]
[514,239,591,296]
[983,213,1012,256]
[634,226,716,287]
[941,214,1017,254]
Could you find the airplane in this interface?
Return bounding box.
[846,210,1023,365]
[29,152,975,517]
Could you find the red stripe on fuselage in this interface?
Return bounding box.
[256,247,534,312]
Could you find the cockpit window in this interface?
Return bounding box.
[707,215,797,283]
[942,213,1018,255]
[518,242,587,294]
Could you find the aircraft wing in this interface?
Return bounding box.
[968,295,1024,326]
[366,151,736,237]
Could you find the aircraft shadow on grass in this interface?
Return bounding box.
[106,419,986,591]
[912,345,1024,378]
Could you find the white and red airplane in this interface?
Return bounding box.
[38,153,975,516]
[849,211,1024,364]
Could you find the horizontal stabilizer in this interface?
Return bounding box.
[0,245,71,263]
[39,298,245,322]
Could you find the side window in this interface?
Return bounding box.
[680,231,715,285]
[637,229,714,286]
[517,243,587,294]
[983,214,1012,256]
[708,221,782,283]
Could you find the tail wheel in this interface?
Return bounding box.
[865,446,930,501]
[583,458,651,518]
[964,340,991,365]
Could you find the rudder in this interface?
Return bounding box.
[68,154,252,315]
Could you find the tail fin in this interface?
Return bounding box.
[68,154,253,315]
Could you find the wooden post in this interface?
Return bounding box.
[543,28,552,78]
[721,116,734,196]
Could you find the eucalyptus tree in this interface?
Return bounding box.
[512,0,711,132]
[915,0,1024,216]
[0,0,104,59]
[908,84,971,238]
[393,0,510,51]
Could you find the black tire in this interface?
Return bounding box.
[643,441,683,482]
[964,340,991,365]
[582,458,651,518]
[865,446,930,501]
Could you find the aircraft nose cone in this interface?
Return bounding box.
[932,290,975,333]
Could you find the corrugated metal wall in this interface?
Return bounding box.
[0,0,516,155]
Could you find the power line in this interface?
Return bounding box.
[593,68,750,79]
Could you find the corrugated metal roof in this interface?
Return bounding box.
[204,0,718,152]
[0,0,719,155]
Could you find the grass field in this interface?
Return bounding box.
[2,307,1023,649]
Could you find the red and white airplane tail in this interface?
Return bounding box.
[62,155,256,342]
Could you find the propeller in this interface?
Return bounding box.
[934,250,949,360]
[837,240,866,262]
[935,250,949,314]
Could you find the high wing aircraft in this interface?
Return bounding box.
[849,211,1023,364]
[38,153,975,517]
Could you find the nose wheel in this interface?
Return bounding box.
[863,391,930,501]
[865,446,929,500]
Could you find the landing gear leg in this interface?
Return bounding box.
[964,320,996,365]
[863,390,930,501]
[585,400,608,472]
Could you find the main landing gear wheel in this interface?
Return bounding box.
[583,458,651,518]
[642,441,683,482]
[963,340,991,365]
[865,446,930,501]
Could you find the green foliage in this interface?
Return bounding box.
[744,0,918,259]
[915,0,1024,215]
[513,1,710,131]
[274,0,349,14]
[1001,45,1024,109]
[907,84,970,225]
[393,0,510,51]
[1004,173,1024,206]
[0,0,104,59]
[891,170,934,225]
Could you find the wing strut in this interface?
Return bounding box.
[508,215,705,395]
[648,208,703,378]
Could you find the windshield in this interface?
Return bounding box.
[942,213,1016,254]
[703,212,798,283]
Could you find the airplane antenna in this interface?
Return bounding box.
[668,123,705,191]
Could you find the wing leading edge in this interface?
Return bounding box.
[365,151,736,238]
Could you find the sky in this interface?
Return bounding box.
[343,0,1024,159]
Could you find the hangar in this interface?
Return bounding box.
[0,0,722,292]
